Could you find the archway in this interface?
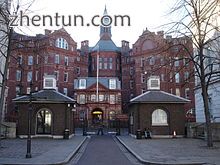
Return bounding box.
[36,109,52,134]
[92,108,103,124]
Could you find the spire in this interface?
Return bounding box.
[104,4,107,15]
[100,5,112,39]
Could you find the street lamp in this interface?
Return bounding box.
[26,81,33,158]
[144,71,148,92]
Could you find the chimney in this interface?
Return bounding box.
[157,31,164,38]
[147,76,160,90]
[45,29,52,35]
[43,75,57,90]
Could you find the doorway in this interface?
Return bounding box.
[36,109,52,134]
[92,109,103,124]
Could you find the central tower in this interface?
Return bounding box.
[100,5,112,39]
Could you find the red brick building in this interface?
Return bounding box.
[6,28,87,121]
[5,7,195,124]
[132,28,195,121]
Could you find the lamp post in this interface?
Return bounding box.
[26,81,33,158]
[144,71,148,92]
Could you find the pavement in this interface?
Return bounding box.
[0,135,87,165]
[1,132,220,165]
[117,135,220,165]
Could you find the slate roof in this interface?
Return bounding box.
[13,89,75,103]
[74,77,121,90]
[91,39,120,52]
[130,90,190,104]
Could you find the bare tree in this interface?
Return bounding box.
[0,0,36,146]
[0,0,13,146]
[165,0,220,147]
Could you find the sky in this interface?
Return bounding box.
[14,0,175,48]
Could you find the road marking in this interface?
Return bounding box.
[113,136,143,165]
[67,137,90,165]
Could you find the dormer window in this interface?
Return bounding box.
[56,38,68,50]
[43,75,57,89]
[79,79,86,89]
[109,79,116,89]
[147,76,160,90]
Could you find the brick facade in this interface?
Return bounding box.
[17,103,74,138]
[129,103,185,136]
[6,9,195,124]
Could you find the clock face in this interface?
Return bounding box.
[102,16,111,27]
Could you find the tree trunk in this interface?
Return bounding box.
[201,78,213,147]
[0,28,13,147]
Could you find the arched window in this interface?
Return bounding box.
[36,109,52,134]
[152,109,168,126]
[56,38,68,50]
[109,111,116,120]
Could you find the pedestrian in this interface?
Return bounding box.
[144,128,151,139]
[97,123,104,135]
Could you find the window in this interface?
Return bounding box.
[16,86,20,97]
[152,109,168,126]
[170,73,173,82]
[35,71,39,81]
[184,72,189,82]
[79,94,86,104]
[99,94,104,101]
[141,57,145,67]
[91,94,96,102]
[37,109,52,134]
[27,87,31,94]
[104,58,107,69]
[175,72,180,83]
[64,56,68,66]
[109,95,115,104]
[130,67,134,75]
[27,71,32,82]
[55,54,59,64]
[160,57,165,65]
[176,88,180,96]
[185,88,190,99]
[161,74,165,82]
[77,57,80,61]
[63,88,68,95]
[141,73,146,83]
[79,79,86,89]
[174,57,179,67]
[54,71,59,80]
[56,38,68,50]
[36,55,39,65]
[44,55,48,64]
[16,70,21,81]
[64,72,68,82]
[44,79,54,88]
[109,79,116,89]
[149,56,155,65]
[28,56,33,65]
[109,111,116,120]
[18,55,22,65]
[109,58,113,69]
[130,80,134,89]
[99,57,103,69]
[183,58,190,66]
[76,67,80,75]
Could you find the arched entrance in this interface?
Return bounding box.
[36,109,52,134]
[92,108,103,124]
